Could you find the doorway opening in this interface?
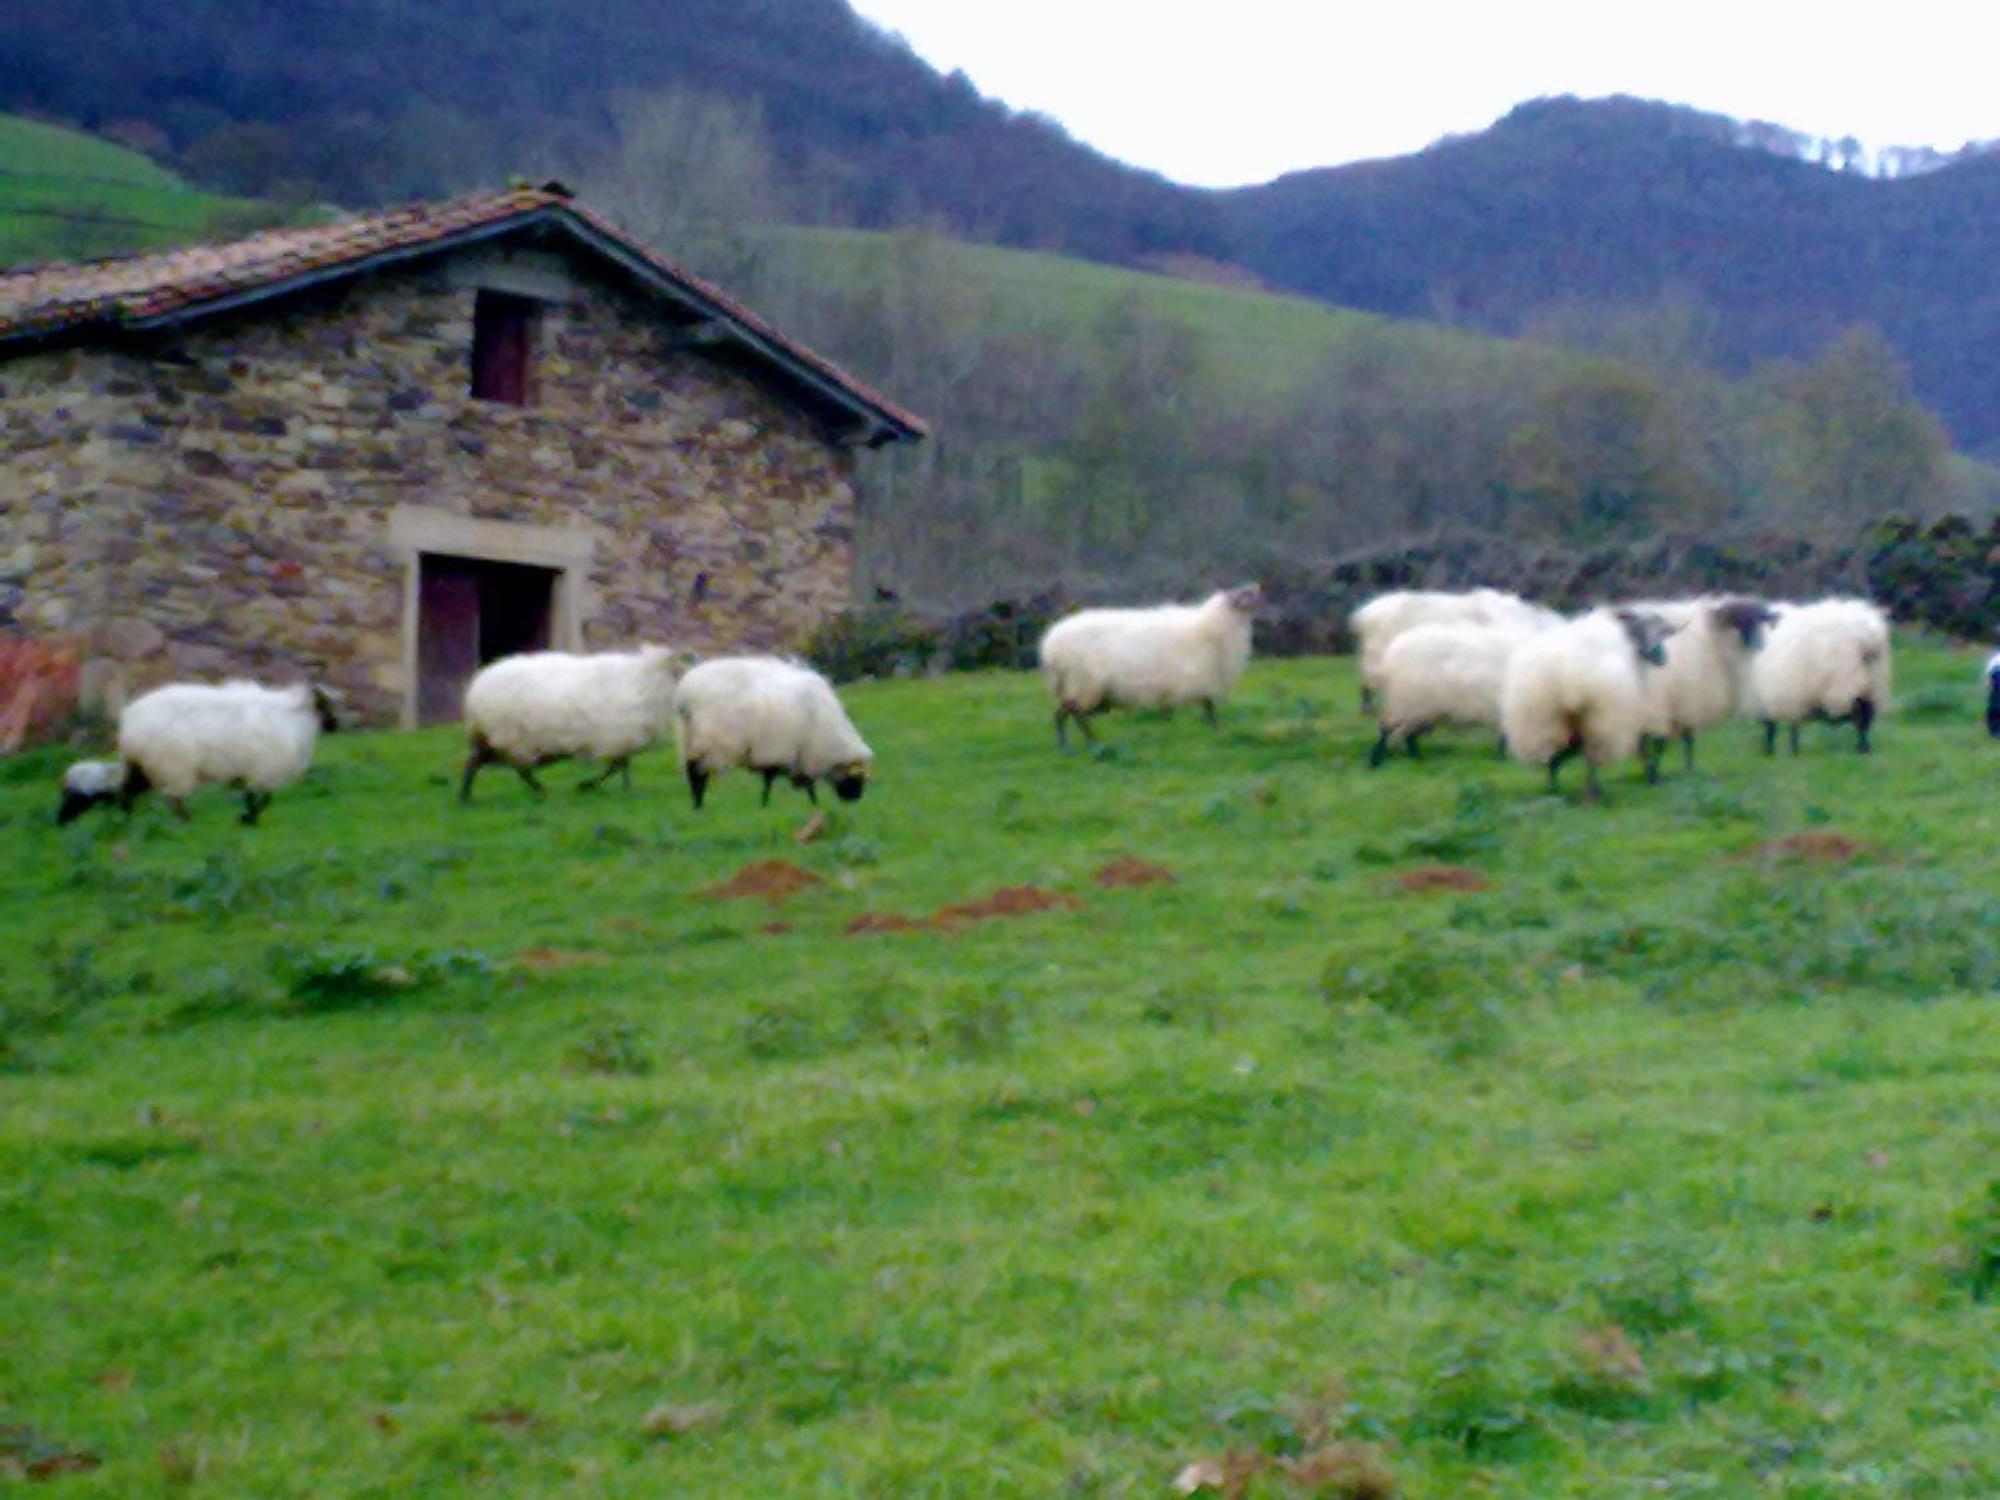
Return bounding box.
[415,553,559,725]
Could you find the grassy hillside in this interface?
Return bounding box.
[3,647,1995,1494]
[0,116,268,265]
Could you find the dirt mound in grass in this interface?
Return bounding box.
[844,885,1085,937]
[1746,831,1888,865]
[1093,856,1175,889]
[515,948,607,971]
[703,860,824,904]
[935,885,1084,924]
[1396,864,1490,893]
[843,911,925,936]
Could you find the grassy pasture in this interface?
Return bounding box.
[1,646,1995,1496]
[0,116,267,265]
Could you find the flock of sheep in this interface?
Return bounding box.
[51,579,1901,826]
[1042,582,1894,800]
[55,652,873,826]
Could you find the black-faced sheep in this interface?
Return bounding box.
[673,656,872,809]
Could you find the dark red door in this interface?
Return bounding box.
[417,556,481,725]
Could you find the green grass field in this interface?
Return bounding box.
[3,646,1996,1496]
[0,116,269,265]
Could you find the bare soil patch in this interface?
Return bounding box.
[1396,864,1490,893]
[703,860,824,905]
[934,885,1084,924]
[1094,856,1175,889]
[1746,831,1889,865]
[515,948,607,972]
[843,912,925,936]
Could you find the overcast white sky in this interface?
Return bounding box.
[847,1,2000,187]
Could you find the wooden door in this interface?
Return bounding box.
[417,556,481,725]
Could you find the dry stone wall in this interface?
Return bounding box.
[0,254,858,724]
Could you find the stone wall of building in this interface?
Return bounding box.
[0,248,859,724]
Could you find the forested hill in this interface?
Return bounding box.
[10,4,2000,446]
[1224,97,2000,449]
[0,0,1223,266]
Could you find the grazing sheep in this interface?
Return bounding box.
[1350,588,1558,713]
[460,646,685,801]
[101,680,339,825]
[1500,608,1678,800]
[1747,598,1892,755]
[1633,596,1779,777]
[1367,618,1556,766]
[674,656,871,809]
[1039,584,1261,748]
[1984,642,2000,738]
[54,759,125,826]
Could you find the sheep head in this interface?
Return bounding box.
[1224,583,1264,615]
[1711,597,1779,649]
[310,684,343,733]
[1613,609,1677,667]
[55,761,125,825]
[829,760,870,803]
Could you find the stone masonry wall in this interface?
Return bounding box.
[0,251,859,724]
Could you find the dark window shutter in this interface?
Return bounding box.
[471,290,538,406]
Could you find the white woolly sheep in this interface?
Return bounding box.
[54,759,126,826]
[1499,608,1678,800]
[1746,598,1892,755]
[1349,588,1560,713]
[97,679,339,825]
[1630,596,1779,776]
[1038,584,1262,748]
[673,655,872,809]
[461,645,686,801]
[1367,617,1556,766]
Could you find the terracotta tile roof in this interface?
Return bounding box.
[0,183,926,442]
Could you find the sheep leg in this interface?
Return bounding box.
[167,796,192,823]
[117,763,151,815]
[1681,730,1697,772]
[513,761,549,797]
[686,762,709,810]
[621,759,633,791]
[759,769,780,807]
[576,758,626,792]
[1368,726,1393,769]
[1494,734,1509,760]
[1546,741,1580,795]
[1053,705,1070,750]
[1761,720,1778,756]
[1582,762,1605,804]
[792,772,820,806]
[239,789,270,826]
[1852,697,1874,754]
[1640,734,1663,786]
[1200,697,1218,729]
[460,735,497,803]
[1787,723,1801,757]
[1405,726,1425,761]
[1061,702,1099,744]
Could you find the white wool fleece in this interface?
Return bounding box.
[1351,588,1557,697]
[119,681,325,797]
[1746,599,1892,724]
[463,647,681,764]
[1500,610,1658,769]
[1375,619,1548,743]
[674,656,871,778]
[1040,588,1257,713]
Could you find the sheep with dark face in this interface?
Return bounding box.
[61,680,340,826]
[55,760,124,825]
[673,656,872,810]
[1499,608,1678,801]
[1633,595,1780,778]
[1746,598,1892,755]
[1038,584,1262,748]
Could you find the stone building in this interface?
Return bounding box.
[0,183,924,726]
